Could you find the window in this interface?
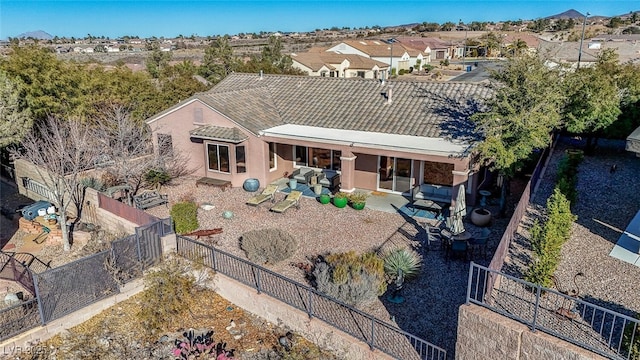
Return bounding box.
[320,71,328,77]
[422,161,453,186]
[236,146,246,173]
[157,134,173,156]
[294,146,308,166]
[268,142,276,170]
[357,71,365,78]
[305,147,342,171]
[207,144,230,173]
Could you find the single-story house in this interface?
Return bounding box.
[395,37,454,62]
[325,40,426,73]
[291,52,389,79]
[146,73,493,205]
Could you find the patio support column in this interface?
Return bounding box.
[339,151,357,192]
[452,169,471,207]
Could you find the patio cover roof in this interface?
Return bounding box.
[610,209,640,267]
[260,124,471,157]
[189,125,248,143]
[626,126,640,155]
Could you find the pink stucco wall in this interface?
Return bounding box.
[147,99,476,201]
[147,99,270,188]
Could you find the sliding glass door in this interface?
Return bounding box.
[378,156,412,193]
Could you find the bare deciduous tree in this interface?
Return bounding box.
[91,105,194,200]
[14,116,99,251]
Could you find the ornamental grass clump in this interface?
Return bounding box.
[240,228,297,265]
[312,251,386,307]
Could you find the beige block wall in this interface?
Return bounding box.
[208,272,396,360]
[456,304,607,360]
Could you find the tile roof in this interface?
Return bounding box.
[196,73,493,143]
[337,40,424,57]
[189,125,248,143]
[292,52,389,71]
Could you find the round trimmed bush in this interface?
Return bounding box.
[240,228,298,265]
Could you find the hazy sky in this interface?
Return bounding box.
[1,0,636,39]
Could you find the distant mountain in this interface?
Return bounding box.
[15,30,53,40]
[545,9,585,20]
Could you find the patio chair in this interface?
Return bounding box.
[449,239,469,261]
[291,167,315,185]
[246,184,279,206]
[469,227,491,259]
[270,190,303,213]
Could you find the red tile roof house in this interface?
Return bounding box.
[146,73,493,206]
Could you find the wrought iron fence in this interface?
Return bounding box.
[0,298,40,341]
[0,218,171,342]
[467,262,639,360]
[21,177,55,201]
[176,235,447,360]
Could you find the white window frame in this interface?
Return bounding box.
[207,143,230,174]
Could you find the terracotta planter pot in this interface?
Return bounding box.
[470,208,492,227]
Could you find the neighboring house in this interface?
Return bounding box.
[500,33,540,56]
[325,40,426,73]
[291,52,389,79]
[395,37,455,62]
[146,73,493,205]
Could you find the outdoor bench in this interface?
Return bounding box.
[412,184,453,204]
[133,190,168,210]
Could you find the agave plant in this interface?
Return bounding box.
[383,248,422,282]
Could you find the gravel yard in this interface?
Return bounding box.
[503,138,640,318]
[143,175,513,356]
[5,137,635,358]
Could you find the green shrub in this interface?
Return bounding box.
[334,192,348,200]
[312,251,386,307]
[348,191,369,205]
[398,69,407,75]
[555,151,583,205]
[525,188,576,287]
[79,176,105,191]
[423,64,435,72]
[144,168,171,189]
[137,258,196,337]
[383,248,422,282]
[240,228,298,265]
[170,201,199,234]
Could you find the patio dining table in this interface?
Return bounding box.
[411,199,443,215]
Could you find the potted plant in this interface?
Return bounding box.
[348,191,368,210]
[333,192,348,208]
[470,207,492,227]
[319,193,331,205]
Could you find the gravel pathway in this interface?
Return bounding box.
[502,138,640,316]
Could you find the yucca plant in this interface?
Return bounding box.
[383,248,422,282]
